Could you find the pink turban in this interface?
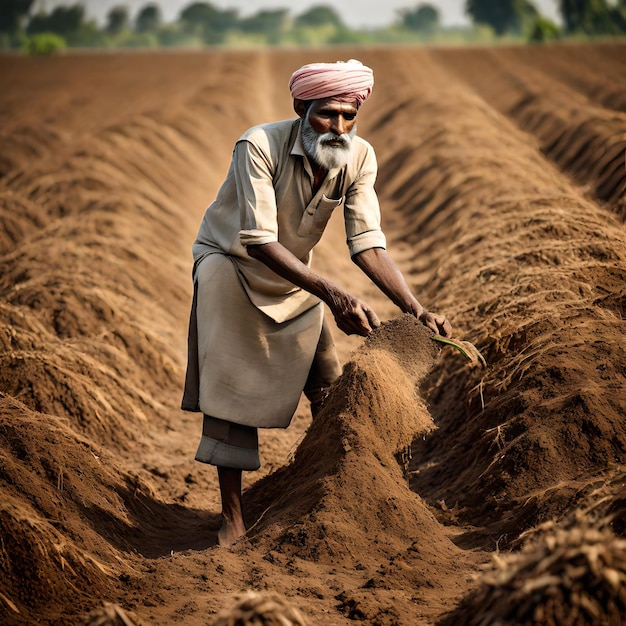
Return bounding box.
[289,59,374,106]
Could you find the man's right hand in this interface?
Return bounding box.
[325,288,380,337]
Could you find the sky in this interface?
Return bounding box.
[35,0,563,29]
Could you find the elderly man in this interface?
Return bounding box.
[182,60,452,546]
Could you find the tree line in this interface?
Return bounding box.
[2,1,625,53]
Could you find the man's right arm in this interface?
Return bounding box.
[247,242,380,337]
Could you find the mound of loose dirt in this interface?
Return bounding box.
[246,316,445,560]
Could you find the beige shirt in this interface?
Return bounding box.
[192,118,386,323]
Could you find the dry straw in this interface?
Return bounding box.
[81,603,141,626]
[448,520,626,625]
[211,591,309,626]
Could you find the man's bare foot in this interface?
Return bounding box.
[217,466,246,547]
[218,518,246,547]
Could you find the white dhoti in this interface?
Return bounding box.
[185,252,324,429]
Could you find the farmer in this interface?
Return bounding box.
[182,59,452,546]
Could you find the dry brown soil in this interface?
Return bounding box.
[1,43,626,625]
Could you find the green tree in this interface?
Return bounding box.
[528,15,561,40]
[156,23,194,46]
[27,4,105,46]
[613,0,626,31]
[0,0,34,35]
[399,4,441,34]
[135,3,161,33]
[25,31,66,54]
[179,2,238,42]
[239,9,289,43]
[559,0,621,35]
[27,4,85,37]
[180,2,218,35]
[294,5,345,29]
[105,5,130,35]
[465,0,538,35]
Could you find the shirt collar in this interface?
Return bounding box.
[291,119,306,158]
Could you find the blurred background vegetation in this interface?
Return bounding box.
[1,0,625,54]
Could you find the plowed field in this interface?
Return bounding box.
[1,42,625,625]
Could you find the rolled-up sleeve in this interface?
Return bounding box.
[235,139,279,247]
[344,144,387,257]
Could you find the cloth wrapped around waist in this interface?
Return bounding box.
[181,252,324,428]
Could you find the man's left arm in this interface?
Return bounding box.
[352,247,452,338]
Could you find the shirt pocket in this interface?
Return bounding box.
[297,194,345,237]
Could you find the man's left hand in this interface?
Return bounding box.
[419,311,453,338]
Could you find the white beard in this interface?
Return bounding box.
[301,111,356,170]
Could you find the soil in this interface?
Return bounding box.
[1,42,625,625]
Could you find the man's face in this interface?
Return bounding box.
[306,98,358,138]
[301,97,358,170]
